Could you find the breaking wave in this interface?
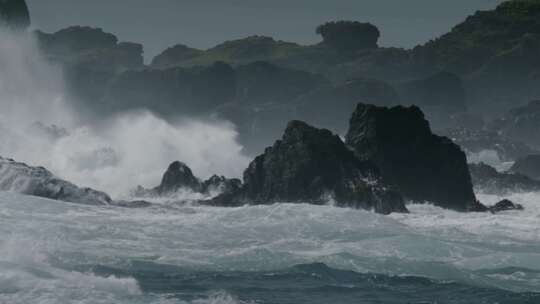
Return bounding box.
[1,190,539,303]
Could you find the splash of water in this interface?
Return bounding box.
[0,29,249,197]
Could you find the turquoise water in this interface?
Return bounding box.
[1,191,539,303]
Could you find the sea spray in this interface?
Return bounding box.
[0,29,249,197]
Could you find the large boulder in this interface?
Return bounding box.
[0,0,30,29]
[0,157,111,205]
[212,120,408,214]
[509,154,540,180]
[489,199,524,213]
[345,103,483,211]
[469,162,540,194]
[156,161,202,195]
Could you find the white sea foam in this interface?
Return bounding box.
[1,189,539,303]
[0,29,250,198]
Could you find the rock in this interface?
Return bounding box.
[469,162,540,194]
[0,157,111,205]
[0,0,30,29]
[489,199,524,213]
[202,175,242,195]
[156,161,202,195]
[210,120,408,214]
[345,103,483,211]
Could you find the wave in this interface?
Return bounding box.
[1,190,540,303]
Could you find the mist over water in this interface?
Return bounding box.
[0,29,249,197]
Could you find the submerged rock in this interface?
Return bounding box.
[0,157,111,205]
[489,199,524,213]
[469,162,540,194]
[211,120,408,214]
[509,154,540,181]
[346,103,483,211]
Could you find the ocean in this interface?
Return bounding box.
[0,190,539,303]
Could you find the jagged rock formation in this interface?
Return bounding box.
[133,161,241,198]
[156,161,202,194]
[469,162,540,194]
[210,120,408,214]
[0,0,30,29]
[345,103,483,211]
[0,157,111,205]
[509,154,540,180]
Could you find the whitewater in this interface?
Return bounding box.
[0,189,539,304]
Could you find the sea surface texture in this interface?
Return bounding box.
[1,191,539,304]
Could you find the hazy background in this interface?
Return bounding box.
[26,0,505,61]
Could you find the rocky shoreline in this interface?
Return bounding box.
[0,104,524,215]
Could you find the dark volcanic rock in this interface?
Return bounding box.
[156,161,202,195]
[0,157,111,205]
[0,0,30,29]
[469,163,540,194]
[202,175,242,195]
[489,199,524,213]
[211,120,408,214]
[510,154,540,181]
[345,103,483,211]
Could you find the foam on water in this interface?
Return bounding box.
[0,190,539,303]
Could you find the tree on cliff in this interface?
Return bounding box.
[0,0,30,29]
[316,21,380,51]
